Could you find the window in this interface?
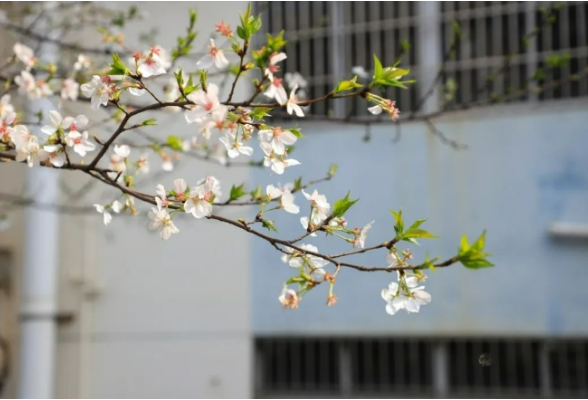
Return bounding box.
[254,337,588,398]
[259,1,588,118]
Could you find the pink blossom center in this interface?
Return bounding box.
[272,77,283,88]
[203,192,214,202]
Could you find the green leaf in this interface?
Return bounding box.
[107,54,129,76]
[334,76,363,93]
[189,9,197,28]
[174,69,185,86]
[390,209,404,234]
[250,107,272,120]
[332,191,359,218]
[289,128,304,138]
[166,135,184,151]
[328,164,338,177]
[459,235,470,255]
[469,230,486,254]
[402,228,438,239]
[262,219,277,233]
[408,218,426,231]
[457,230,494,269]
[461,258,495,269]
[251,14,262,35]
[229,184,246,202]
[267,30,287,52]
[373,54,383,80]
[286,276,305,284]
[293,177,303,192]
[141,118,157,126]
[250,184,263,200]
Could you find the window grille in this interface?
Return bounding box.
[259,1,588,118]
[254,337,588,399]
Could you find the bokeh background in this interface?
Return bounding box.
[1,1,588,398]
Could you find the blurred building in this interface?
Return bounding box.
[0,1,587,399]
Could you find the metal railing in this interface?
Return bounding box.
[254,336,588,399]
[260,1,588,117]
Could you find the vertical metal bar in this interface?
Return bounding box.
[284,2,297,77]
[507,3,521,101]
[305,338,314,392]
[576,2,588,96]
[399,2,412,111]
[254,341,264,396]
[312,2,325,115]
[433,341,449,398]
[543,3,553,100]
[526,2,539,102]
[540,341,553,398]
[393,340,407,390]
[339,340,352,397]
[291,339,300,392]
[491,2,504,98]
[559,3,571,98]
[417,1,442,114]
[329,1,346,118]
[299,2,311,97]
[475,3,488,102]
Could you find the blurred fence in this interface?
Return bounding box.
[254,336,588,398]
[260,1,588,117]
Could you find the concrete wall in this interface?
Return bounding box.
[251,99,588,337]
[1,2,253,398]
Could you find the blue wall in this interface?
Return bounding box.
[250,101,588,336]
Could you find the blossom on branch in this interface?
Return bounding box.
[196,39,228,70]
[148,207,179,240]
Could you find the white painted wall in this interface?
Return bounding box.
[53,2,252,398]
[1,1,252,398]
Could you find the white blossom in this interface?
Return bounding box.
[196,39,228,70]
[284,72,308,89]
[352,66,370,79]
[286,84,304,117]
[281,243,329,275]
[302,189,330,219]
[258,126,297,155]
[354,220,374,248]
[260,141,300,175]
[219,130,253,159]
[278,287,299,309]
[381,272,432,315]
[61,78,79,101]
[137,155,149,174]
[185,83,224,123]
[137,46,169,77]
[94,201,121,226]
[0,95,15,120]
[65,131,95,157]
[74,54,91,70]
[114,144,131,158]
[42,145,66,167]
[148,207,179,240]
[41,111,87,136]
[266,184,299,214]
[15,71,51,100]
[80,75,112,109]
[264,76,288,105]
[264,52,287,80]
[13,43,36,69]
[386,252,399,268]
[184,177,220,218]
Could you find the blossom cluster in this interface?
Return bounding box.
[0,11,451,320]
